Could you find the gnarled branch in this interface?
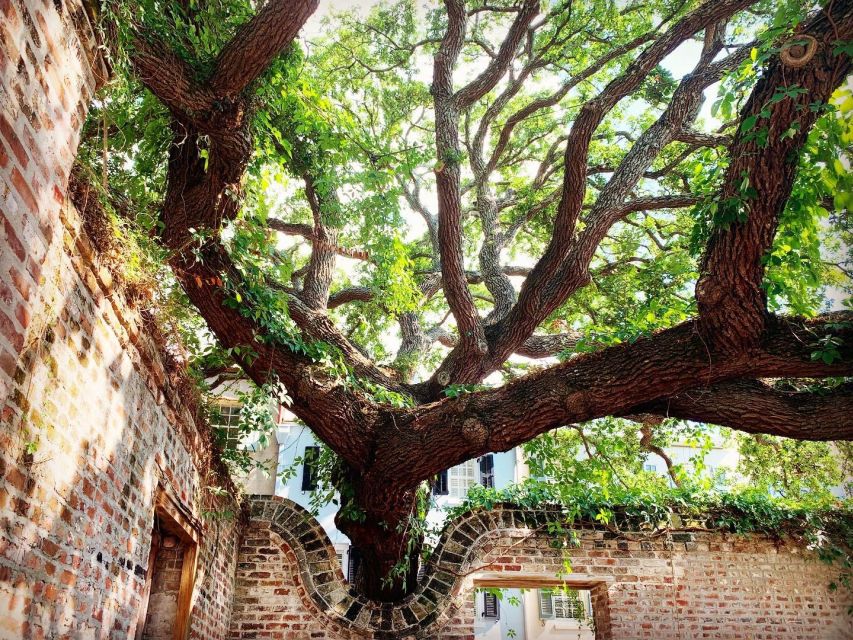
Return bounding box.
[639,380,853,441]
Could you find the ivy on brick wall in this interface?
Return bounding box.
[446,480,853,603]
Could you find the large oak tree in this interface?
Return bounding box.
[92,0,853,600]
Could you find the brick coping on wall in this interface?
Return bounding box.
[250,495,551,639]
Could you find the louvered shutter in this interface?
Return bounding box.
[347,547,362,584]
[301,446,320,491]
[482,592,499,618]
[539,589,554,619]
[449,459,477,497]
[479,454,494,488]
[552,590,585,618]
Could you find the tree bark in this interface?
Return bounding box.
[697,3,853,352]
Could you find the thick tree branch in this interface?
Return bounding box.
[172,240,385,466]
[299,177,340,309]
[484,30,657,179]
[328,286,375,309]
[639,380,853,441]
[696,2,853,352]
[432,0,488,368]
[211,0,320,98]
[431,327,582,358]
[383,313,853,483]
[454,0,541,109]
[530,0,755,281]
[483,30,751,385]
[130,37,216,118]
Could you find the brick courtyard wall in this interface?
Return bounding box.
[0,2,243,639]
[0,0,106,389]
[236,497,853,640]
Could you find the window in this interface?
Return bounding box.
[539,588,586,619]
[347,546,362,584]
[482,591,500,619]
[448,459,478,498]
[644,463,657,472]
[479,454,495,488]
[211,403,242,449]
[433,469,449,496]
[301,446,321,491]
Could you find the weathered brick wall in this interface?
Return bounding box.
[143,541,187,640]
[238,497,853,640]
[0,2,244,639]
[0,178,244,638]
[0,0,106,391]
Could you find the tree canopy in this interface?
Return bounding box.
[79,0,853,600]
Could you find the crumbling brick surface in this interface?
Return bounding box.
[0,3,242,639]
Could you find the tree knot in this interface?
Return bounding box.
[780,35,818,69]
[461,418,489,447]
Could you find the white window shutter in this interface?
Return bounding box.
[539,590,554,619]
[448,459,478,498]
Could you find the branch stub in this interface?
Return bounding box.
[780,35,818,68]
[461,418,489,448]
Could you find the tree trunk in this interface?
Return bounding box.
[333,468,423,601]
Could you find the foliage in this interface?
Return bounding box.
[81,0,852,386]
[447,478,853,597]
[208,378,288,474]
[76,0,853,598]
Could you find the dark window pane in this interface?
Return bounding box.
[301,446,321,491]
[433,469,449,495]
[347,546,362,584]
[483,591,499,618]
[479,454,494,488]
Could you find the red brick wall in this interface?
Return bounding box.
[0,0,106,394]
[0,2,243,639]
[230,521,342,640]
[143,540,187,640]
[0,164,244,639]
[240,498,853,640]
[445,527,853,640]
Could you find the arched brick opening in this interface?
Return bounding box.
[231,496,853,640]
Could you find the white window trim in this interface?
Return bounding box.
[212,402,242,448]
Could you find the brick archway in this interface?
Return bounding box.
[230,497,853,640]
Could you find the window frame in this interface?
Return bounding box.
[448,458,478,498]
[433,469,449,496]
[211,402,242,449]
[539,588,587,620]
[479,454,495,488]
